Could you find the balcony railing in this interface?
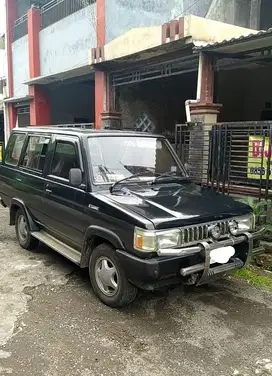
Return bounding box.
[12,0,95,41]
[41,0,96,29]
[13,14,28,42]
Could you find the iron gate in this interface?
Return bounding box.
[175,122,272,200]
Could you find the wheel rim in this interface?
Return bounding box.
[17,215,28,242]
[95,256,119,297]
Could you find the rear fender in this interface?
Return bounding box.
[10,198,39,232]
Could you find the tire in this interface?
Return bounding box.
[89,243,138,308]
[15,209,39,250]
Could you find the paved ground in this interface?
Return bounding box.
[0,206,272,376]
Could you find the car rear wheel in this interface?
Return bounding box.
[89,243,138,308]
[15,209,39,250]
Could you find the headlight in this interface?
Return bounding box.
[229,215,254,235]
[134,228,156,252]
[209,224,222,240]
[134,227,181,252]
[157,230,181,249]
[229,220,239,235]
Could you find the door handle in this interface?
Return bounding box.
[16,177,22,182]
[45,184,52,194]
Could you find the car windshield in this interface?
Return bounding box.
[88,136,184,184]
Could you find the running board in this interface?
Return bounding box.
[31,231,81,265]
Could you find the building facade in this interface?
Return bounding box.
[0,37,6,146]
[5,0,97,136]
[5,0,272,135]
[91,0,272,131]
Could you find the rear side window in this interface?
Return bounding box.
[50,141,79,180]
[5,133,26,166]
[20,135,50,172]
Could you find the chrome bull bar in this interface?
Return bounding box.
[179,227,265,285]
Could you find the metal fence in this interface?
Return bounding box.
[175,122,272,200]
[41,0,96,29]
[51,123,94,128]
[13,14,28,41]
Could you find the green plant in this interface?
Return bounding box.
[242,197,267,216]
[235,267,272,290]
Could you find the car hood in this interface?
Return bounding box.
[99,182,251,229]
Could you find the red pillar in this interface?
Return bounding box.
[28,7,41,78]
[28,6,51,125]
[97,0,105,46]
[6,0,18,131]
[95,0,105,129]
[95,71,105,129]
[29,86,51,125]
[190,53,221,123]
[200,53,215,104]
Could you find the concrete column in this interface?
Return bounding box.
[29,85,51,126]
[101,73,121,129]
[95,0,106,128]
[188,53,222,183]
[6,0,18,131]
[190,52,222,123]
[27,6,51,125]
[190,103,222,124]
[95,70,105,129]
[28,6,41,78]
[95,72,122,129]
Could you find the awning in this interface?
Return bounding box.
[4,95,33,104]
[24,65,94,86]
[194,28,272,70]
[194,28,272,54]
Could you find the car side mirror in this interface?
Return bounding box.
[69,168,82,187]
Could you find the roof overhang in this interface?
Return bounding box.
[24,65,94,86]
[194,28,272,70]
[94,38,194,71]
[4,95,33,104]
[194,29,272,54]
[89,15,258,69]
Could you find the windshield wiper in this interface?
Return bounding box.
[110,172,153,193]
[152,171,190,185]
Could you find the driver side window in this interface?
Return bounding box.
[50,141,79,180]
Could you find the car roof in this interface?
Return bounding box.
[13,127,162,138]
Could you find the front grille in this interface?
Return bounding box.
[181,220,229,245]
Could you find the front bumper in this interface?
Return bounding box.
[180,227,265,285]
[116,228,265,290]
[157,227,265,257]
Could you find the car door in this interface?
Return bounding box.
[42,135,87,251]
[0,132,27,206]
[16,133,51,222]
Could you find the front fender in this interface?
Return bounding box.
[80,225,124,268]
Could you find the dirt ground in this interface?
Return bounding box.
[0,206,271,376]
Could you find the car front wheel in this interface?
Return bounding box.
[89,243,138,308]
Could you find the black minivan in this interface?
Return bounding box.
[0,127,265,307]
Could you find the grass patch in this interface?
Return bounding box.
[235,267,272,290]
